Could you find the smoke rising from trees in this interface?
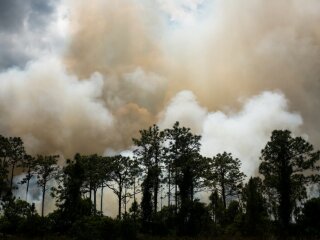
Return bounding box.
[0,0,320,174]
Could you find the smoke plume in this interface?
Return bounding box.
[0,0,320,174]
[159,90,303,177]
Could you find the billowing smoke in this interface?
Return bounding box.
[159,90,303,177]
[0,57,113,156]
[0,0,320,175]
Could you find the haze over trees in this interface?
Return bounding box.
[0,123,319,239]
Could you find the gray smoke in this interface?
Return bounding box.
[0,0,319,167]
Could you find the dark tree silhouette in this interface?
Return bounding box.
[242,177,267,235]
[298,197,320,236]
[19,154,36,202]
[7,137,25,192]
[209,190,225,225]
[164,122,202,213]
[80,154,103,215]
[98,156,113,215]
[206,152,246,209]
[52,154,91,230]
[141,172,153,231]
[107,155,134,219]
[133,124,164,214]
[0,135,10,197]
[259,130,320,230]
[1,127,320,239]
[35,155,59,217]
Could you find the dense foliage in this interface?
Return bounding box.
[0,123,319,239]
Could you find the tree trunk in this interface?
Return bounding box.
[124,188,127,214]
[221,181,226,209]
[10,164,15,192]
[279,157,292,230]
[191,179,194,201]
[154,176,158,213]
[118,187,122,219]
[93,188,97,215]
[133,178,136,203]
[168,165,171,206]
[26,167,31,202]
[175,169,178,214]
[160,186,163,210]
[154,151,159,213]
[26,178,30,202]
[100,185,104,214]
[41,183,46,217]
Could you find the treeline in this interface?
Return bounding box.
[0,122,320,239]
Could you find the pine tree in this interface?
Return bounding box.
[259,130,320,230]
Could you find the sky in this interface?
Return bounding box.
[1,0,320,182]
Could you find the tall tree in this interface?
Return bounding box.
[242,177,267,235]
[98,156,113,215]
[7,137,25,192]
[205,152,246,209]
[141,173,153,231]
[133,124,164,214]
[35,155,59,217]
[82,154,103,215]
[0,135,10,197]
[259,130,320,230]
[164,122,203,211]
[164,121,205,235]
[209,190,225,225]
[19,154,36,202]
[107,155,133,219]
[52,154,91,229]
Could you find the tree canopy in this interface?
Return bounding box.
[0,126,319,239]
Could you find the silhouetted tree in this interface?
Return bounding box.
[98,156,113,215]
[298,197,320,236]
[164,122,202,213]
[107,155,134,219]
[80,154,104,215]
[164,122,205,235]
[51,154,91,231]
[129,199,140,222]
[35,155,59,217]
[0,197,38,235]
[19,154,36,202]
[0,135,10,197]
[7,137,25,193]
[130,156,142,219]
[209,190,225,225]
[133,124,164,214]
[242,177,268,235]
[141,172,153,231]
[259,130,320,230]
[206,152,246,209]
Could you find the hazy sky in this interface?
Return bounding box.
[1,0,320,179]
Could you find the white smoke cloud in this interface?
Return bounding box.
[159,90,303,177]
[158,90,207,134]
[0,56,114,155]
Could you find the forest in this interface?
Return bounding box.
[0,121,320,240]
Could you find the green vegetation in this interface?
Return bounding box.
[0,123,320,239]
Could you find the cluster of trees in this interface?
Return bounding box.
[0,122,320,239]
[0,135,59,217]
